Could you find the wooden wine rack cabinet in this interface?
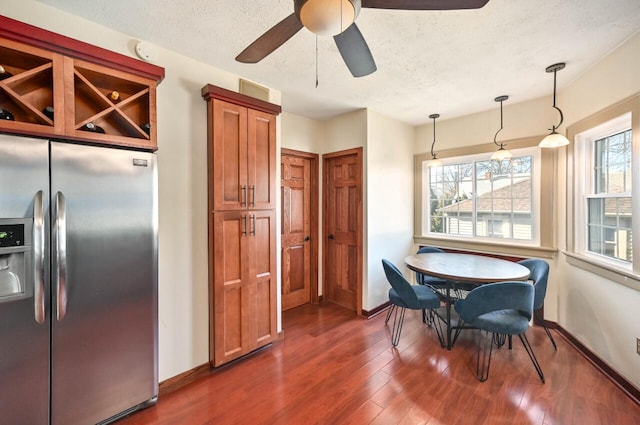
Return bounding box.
[0,15,164,151]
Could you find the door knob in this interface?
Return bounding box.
[304,236,310,241]
[328,234,335,240]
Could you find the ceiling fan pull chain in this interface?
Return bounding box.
[315,34,319,88]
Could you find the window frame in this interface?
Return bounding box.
[414,135,557,259]
[423,147,541,246]
[566,94,640,288]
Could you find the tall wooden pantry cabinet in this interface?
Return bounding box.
[201,84,281,366]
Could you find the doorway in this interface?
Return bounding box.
[281,149,318,311]
[322,148,363,314]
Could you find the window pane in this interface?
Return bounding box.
[593,130,632,194]
[587,196,632,262]
[425,154,533,242]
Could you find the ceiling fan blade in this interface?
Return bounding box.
[236,13,303,63]
[334,23,377,78]
[361,0,489,10]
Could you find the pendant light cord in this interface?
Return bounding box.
[550,67,564,132]
[493,95,508,149]
[315,35,318,88]
[429,113,439,159]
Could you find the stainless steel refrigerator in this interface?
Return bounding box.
[0,135,158,425]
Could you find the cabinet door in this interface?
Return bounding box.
[247,109,276,210]
[247,210,277,349]
[211,210,276,365]
[211,210,250,366]
[212,99,248,210]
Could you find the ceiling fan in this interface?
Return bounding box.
[236,0,490,77]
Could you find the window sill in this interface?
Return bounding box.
[413,235,557,259]
[563,251,640,292]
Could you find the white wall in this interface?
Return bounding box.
[365,111,415,310]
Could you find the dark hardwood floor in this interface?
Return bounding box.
[117,303,640,424]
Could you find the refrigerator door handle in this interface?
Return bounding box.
[33,190,45,324]
[54,191,68,321]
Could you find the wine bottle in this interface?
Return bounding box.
[43,106,54,120]
[109,91,120,103]
[0,108,15,121]
[141,122,151,135]
[80,122,105,133]
[0,65,13,81]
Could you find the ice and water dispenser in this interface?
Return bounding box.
[0,219,33,301]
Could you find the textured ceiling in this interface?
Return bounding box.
[36,0,640,125]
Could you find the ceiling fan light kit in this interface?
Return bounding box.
[295,0,360,36]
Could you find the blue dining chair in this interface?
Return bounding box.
[454,281,544,382]
[518,258,557,350]
[382,259,444,347]
[395,246,447,326]
[415,246,447,289]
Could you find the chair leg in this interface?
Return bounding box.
[423,309,435,326]
[385,304,396,324]
[535,310,557,350]
[391,307,406,347]
[518,333,545,383]
[476,330,494,382]
[430,310,445,348]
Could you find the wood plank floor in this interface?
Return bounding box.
[117,303,640,425]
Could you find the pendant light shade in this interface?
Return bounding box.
[539,62,569,148]
[491,95,512,160]
[428,113,442,167]
[295,0,360,37]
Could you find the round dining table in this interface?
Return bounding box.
[405,252,531,349]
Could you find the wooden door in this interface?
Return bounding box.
[323,148,363,314]
[281,153,312,310]
[211,99,248,211]
[247,109,276,210]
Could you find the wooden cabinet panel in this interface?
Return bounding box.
[247,109,276,210]
[209,100,275,211]
[211,210,276,366]
[204,85,281,366]
[212,99,247,210]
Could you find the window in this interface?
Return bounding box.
[572,112,635,268]
[423,147,540,245]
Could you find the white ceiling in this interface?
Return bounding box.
[37,0,640,126]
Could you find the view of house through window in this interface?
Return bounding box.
[588,129,633,262]
[424,152,535,242]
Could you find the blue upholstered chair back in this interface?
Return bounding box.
[456,281,534,324]
[518,259,549,311]
[382,259,419,308]
[417,246,444,254]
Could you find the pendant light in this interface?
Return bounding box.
[539,62,570,148]
[428,113,442,167]
[491,95,512,160]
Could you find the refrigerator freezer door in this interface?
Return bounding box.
[50,142,158,425]
[0,136,50,425]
